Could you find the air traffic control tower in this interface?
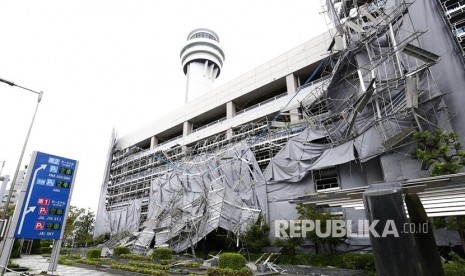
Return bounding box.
[180,28,225,103]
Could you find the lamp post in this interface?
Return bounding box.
[0,77,43,221]
[0,78,43,274]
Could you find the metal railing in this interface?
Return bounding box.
[192,117,227,134]
[158,134,184,147]
[235,92,288,116]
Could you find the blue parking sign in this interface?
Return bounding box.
[14,152,78,240]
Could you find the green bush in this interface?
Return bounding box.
[93,232,110,245]
[58,256,74,266]
[128,261,169,270]
[218,253,247,270]
[8,260,19,269]
[176,261,200,268]
[76,259,102,266]
[113,246,130,257]
[152,248,173,260]
[443,262,465,276]
[86,249,102,259]
[40,247,52,254]
[239,215,270,252]
[111,263,168,276]
[275,253,375,271]
[207,267,253,276]
[65,254,82,260]
[443,252,465,276]
[120,253,151,261]
[246,253,262,262]
[160,259,175,265]
[101,259,117,265]
[60,248,71,255]
[31,240,42,254]
[11,240,22,258]
[342,254,375,271]
[40,240,52,247]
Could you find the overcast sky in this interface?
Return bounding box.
[0,0,329,212]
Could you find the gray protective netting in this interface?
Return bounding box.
[264,0,451,183]
[145,142,266,252]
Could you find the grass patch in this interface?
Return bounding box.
[76,258,102,266]
[111,263,168,276]
[119,253,151,261]
[128,261,170,270]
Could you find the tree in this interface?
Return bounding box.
[63,206,85,246]
[240,214,270,252]
[0,205,16,217]
[74,208,95,247]
[414,130,465,253]
[413,130,465,176]
[296,203,343,254]
[273,229,302,255]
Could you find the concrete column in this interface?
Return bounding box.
[285,73,301,122]
[183,121,193,137]
[150,136,159,149]
[363,182,419,276]
[405,194,444,276]
[227,101,236,119]
[226,101,236,139]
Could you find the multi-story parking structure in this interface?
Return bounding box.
[95,0,465,252]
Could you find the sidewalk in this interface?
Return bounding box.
[5,255,114,275]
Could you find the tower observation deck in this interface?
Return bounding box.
[180,28,225,103]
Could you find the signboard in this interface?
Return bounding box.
[14,152,78,240]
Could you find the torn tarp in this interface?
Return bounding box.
[310,140,355,170]
[146,141,266,252]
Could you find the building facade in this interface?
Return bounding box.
[95,0,465,252]
[1,170,26,207]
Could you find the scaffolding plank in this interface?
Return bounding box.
[401,43,440,64]
[382,127,416,149]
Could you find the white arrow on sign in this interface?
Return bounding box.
[17,164,47,235]
[25,206,36,214]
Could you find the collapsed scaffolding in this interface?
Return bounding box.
[95,0,454,254]
[265,0,450,184]
[96,92,324,253]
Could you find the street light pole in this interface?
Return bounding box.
[0,78,43,221]
[0,78,43,275]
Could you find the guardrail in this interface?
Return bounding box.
[235,92,288,116]
[192,117,227,134]
[158,134,183,147]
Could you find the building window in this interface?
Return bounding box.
[190,32,218,41]
[314,167,340,192]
